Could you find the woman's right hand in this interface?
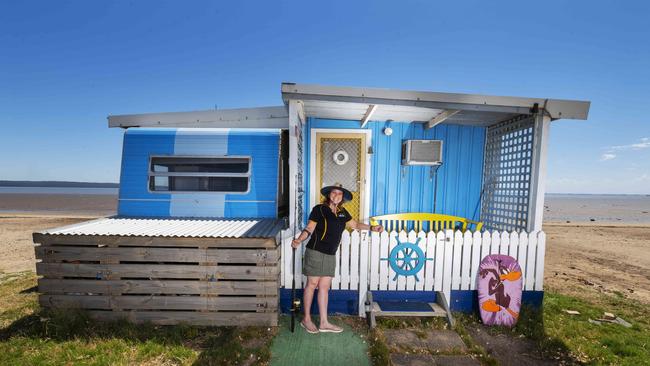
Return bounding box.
[291,238,302,248]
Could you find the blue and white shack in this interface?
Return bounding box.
[34,83,589,326]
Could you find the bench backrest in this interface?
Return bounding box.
[370,212,483,233]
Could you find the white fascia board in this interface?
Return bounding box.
[281,83,590,120]
[108,106,289,129]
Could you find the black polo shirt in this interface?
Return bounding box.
[306,204,352,255]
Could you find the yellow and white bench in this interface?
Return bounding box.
[370,212,483,233]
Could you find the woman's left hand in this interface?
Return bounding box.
[370,225,384,233]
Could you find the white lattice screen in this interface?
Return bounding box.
[481,115,535,232]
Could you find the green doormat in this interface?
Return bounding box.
[270,316,370,366]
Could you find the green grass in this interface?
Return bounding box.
[0,272,277,366]
[3,271,649,365]
[539,292,650,365]
[456,291,650,365]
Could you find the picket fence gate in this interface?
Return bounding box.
[281,229,546,316]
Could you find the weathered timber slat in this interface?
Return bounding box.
[39,295,278,311]
[33,230,281,326]
[86,310,278,326]
[33,233,277,248]
[37,263,279,280]
[38,279,278,296]
[35,246,280,264]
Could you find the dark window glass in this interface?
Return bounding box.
[151,157,249,173]
[149,157,250,193]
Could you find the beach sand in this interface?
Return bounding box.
[0,193,116,273]
[1,193,649,305]
[0,193,117,216]
[0,215,91,273]
[543,223,650,305]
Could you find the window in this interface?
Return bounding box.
[149,156,251,193]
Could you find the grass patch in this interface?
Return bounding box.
[539,291,650,365]
[458,291,650,365]
[451,316,498,366]
[0,272,278,366]
[367,327,390,366]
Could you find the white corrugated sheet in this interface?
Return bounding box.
[39,217,284,238]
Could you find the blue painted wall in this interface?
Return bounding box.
[279,289,543,315]
[304,118,486,222]
[118,128,280,218]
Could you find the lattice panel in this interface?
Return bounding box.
[320,138,362,220]
[481,115,535,232]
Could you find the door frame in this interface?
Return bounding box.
[309,128,372,221]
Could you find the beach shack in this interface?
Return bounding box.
[33,83,590,326]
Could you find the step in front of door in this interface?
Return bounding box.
[372,301,447,317]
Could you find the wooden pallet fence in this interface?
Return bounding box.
[34,233,280,326]
[281,229,546,314]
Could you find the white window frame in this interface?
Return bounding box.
[148,155,252,194]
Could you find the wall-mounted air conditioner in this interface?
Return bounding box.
[401,140,443,166]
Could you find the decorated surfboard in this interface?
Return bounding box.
[477,254,523,327]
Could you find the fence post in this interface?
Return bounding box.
[461,231,473,290]
[358,230,370,316]
[534,231,546,291]
[434,231,445,292]
[470,231,482,290]
[442,230,454,304]
[525,232,538,291]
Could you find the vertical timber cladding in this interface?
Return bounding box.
[481,115,535,232]
[33,234,280,326]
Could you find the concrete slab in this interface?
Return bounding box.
[466,324,557,366]
[390,353,435,366]
[384,329,467,353]
[432,355,481,366]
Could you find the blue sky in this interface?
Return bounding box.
[1,1,649,194]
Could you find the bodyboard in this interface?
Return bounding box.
[477,254,523,327]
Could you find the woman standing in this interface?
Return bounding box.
[291,184,383,333]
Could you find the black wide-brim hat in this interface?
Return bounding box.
[320,184,353,202]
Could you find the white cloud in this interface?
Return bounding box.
[610,137,650,151]
[600,153,616,161]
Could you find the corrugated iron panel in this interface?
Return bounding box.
[39,217,284,238]
[304,118,485,222]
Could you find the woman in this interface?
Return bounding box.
[291,184,383,334]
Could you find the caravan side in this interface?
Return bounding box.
[117,128,288,218]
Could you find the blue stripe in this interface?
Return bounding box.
[117,128,280,219]
[117,128,175,217]
[226,130,279,218]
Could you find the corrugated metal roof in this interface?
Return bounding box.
[39,217,285,238]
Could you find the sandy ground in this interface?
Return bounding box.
[543,222,650,305]
[0,215,91,273]
[1,215,649,307]
[0,193,116,216]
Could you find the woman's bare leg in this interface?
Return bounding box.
[302,276,319,331]
[317,276,341,330]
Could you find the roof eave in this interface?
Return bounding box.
[107,106,289,129]
[281,82,590,121]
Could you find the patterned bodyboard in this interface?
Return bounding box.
[477,254,523,327]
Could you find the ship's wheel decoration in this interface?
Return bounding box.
[380,237,433,281]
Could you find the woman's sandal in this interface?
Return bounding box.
[300,321,319,334]
[318,324,343,333]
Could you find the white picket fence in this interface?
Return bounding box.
[281,229,546,315]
